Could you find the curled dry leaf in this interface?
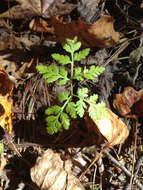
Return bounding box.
[30,15,120,48]
[0,66,14,134]
[87,105,129,146]
[113,86,143,119]
[31,149,85,190]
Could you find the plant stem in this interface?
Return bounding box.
[73,94,91,104]
[70,52,74,96]
[58,95,72,117]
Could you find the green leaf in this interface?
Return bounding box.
[45,105,61,115]
[58,79,68,85]
[63,37,81,53]
[66,102,77,118]
[37,64,69,84]
[46,127,55,135]
[83,66,105,80]
[40,64,61,83]
[60,112,70,130]
[72,41,81,53]
[78,88,88,98]
[89,102,109,121]
[74,67,84,81]
[46,75,60,83]
[66,36,78,44]
[88,94,98,104]
[0,143,3,155]
[95,102,109,120]
[76,100,86,117]
[62,43,72,53]
[46,116,62,134]
[36,65,48,73]
[74,48,90,61]
[57,91,69,103]
[58,68,69,85]
[88,103,97,121]
[52,53,71,64]
[59,68,68,78]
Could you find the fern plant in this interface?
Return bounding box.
[37,36,108,134]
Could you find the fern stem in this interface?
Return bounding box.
[58,95,72,117]
[70,52,74,96]
[73,94,91,104]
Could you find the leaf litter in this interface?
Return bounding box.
[0,0,143,189]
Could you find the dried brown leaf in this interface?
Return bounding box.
[31,149,85,190]
[0,0,75,19]
[0,0,43,19]
[30,15,120,48]
[113,86,143,119]
[87,105,129,146]
[0,5,35,19]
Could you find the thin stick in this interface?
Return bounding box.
[104,149,143,190]
[79,149,104,180]
[129,120,138,189]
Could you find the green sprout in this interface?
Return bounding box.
[37,36,108,134]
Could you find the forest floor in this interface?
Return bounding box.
[0,0,143,190]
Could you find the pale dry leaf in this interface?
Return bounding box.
[0,155,10,190]
[42,0,55,13]
[31,149,85,190]
[88,105,129,146]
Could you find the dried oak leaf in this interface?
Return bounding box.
[0,66,14,134]
[31,149,85,190]
[113,86,143,119]
[30,15,120,48]
[87,105,129,146]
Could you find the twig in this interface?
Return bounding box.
[104,34,143,67]
[129,120,138,189]
[104,149,143,190]
[79,149,104,180]
[8,142,31,168]
[135,155,143,176]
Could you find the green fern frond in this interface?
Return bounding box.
[78,88,88,99]
[66,102,77,118]
[60,112,70,130]
[57,91,69,103]
[52,54,71,65]
[74,48,90,61]
[76,99,86,117]
[83,66,105,80]
[36,36,106,134]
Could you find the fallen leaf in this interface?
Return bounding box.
[87,105,129,146]
[113,86,143,119]
[0,0,75,19]
[0,0,47,19]
[29,17,55,33]
[30,15,120,48]
[0,66,14,134]
[31,149,85,190]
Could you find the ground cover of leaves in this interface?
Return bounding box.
[0,0,143,189]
